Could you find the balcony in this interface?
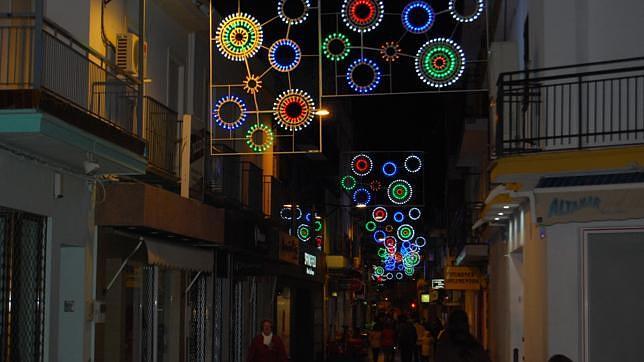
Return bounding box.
[142,96,179,181]
[0,15,146,174]
[494,57,644,157]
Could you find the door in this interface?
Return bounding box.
[58,246,85,362]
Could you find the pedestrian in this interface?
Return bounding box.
[413,319,426,362]
[421,329,434,362]
[369,320,383,362]
[548,355,573,362]
[435,310,490,362]
[246,320,288,362]
[381,321,397,362]
[397,315,418,362]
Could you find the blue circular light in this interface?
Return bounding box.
[353,188,372,205]
[212,95,247,130]
[382,161,398,177]
[269,39,302,72]
[373,230,386,242]
[385,264,396,272]
[402,1,435,34]
[305,212,312,222]
[393,211,405,223]
[346,58,382,93]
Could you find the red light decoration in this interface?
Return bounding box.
[351,154,373,176]
[349,0,376,26]
[274,89,315,131]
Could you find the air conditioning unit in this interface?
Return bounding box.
[116,33,143,76]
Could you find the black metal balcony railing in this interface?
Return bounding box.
[144,96,178,175]
[0,15,139,133]
[495,57,644,157]
[241,161,263,213]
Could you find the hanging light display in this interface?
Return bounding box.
[273,89,315,131]
[212,95,247,130]
[322,33,352,61]
[380,41,401,63]
[387,179,413,205]
[404,155,423,173]
[277,0,311,25]
[341,175,357,191]
[448,0,485,23]
[243,74,263,95]
[346,58,382,94]
[397,224,415,241]
[353,187,372,205]
[382,161,398,177]
[245,123,274,152]
[351,154,374,176]
[215,13,263,62]
[415,38,465,88]
[409,207,422,220]
[373,230,386,242]
[401,1,435,34]
[372,207,388,222]
[280,206,303,220]
[393,211,405,223]
[297,224,311,242]
[269,39,302,72]
[365,220,377,232]
[341,0,384,33]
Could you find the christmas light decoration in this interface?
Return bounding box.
[404,267,415,276]
[369,180,383,191]
[365,220,377,232]
[269,39,302,72]
[377,248,387,258]
[316,236,323,249]
[395,272,403,280]
[314,220,323,232]
[380,41,401,63]
[215,13,263,62]
[351,154,374,176]
[401,1,435,34]
[243,74,263,95]
[385,225,394,233]
[372,207,388,222]
[397,224,415,241]
[245,123,274,152]
[373,230,386,242]
[322,33,352,61]
[213,95,247,130]
[341,175,357,190]
[341,0,384,33]
[346,58,382,93]
[382,161,398,177]
[353,187,372,205]
[273,89,315,131]
[415,236,427,247]
[385,272,394,280]
[409,207,421,220]
[297,224,311,242]
[404,155,423,173]
[387,179,413,205]
[374,266,385,276]
[448,0,485,23]
[393,211,405,223]
[384,236,396,248]
[280,206,303,220]
[415,38,465,88]
[278,0,311,25]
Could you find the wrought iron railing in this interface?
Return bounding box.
[0,15,140,134]
[144,96,178,175]
[494,57,644,157]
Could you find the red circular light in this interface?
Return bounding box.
[349,0,376,25]
[432,55,447,70]
[355,159,369,171]
[385,237,396,248]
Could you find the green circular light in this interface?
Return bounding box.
[245,123,274,152]
[322,33,351,62]
[397,224,415,241]
[377,248,387,258]
[365,221,377,232]
[404,267,415,276]
[387,180,413,204]
[215,13,263,62]
[314,220,323,232]
[297,224,311,242]
[374,266,385,276]
[341,175,357,191]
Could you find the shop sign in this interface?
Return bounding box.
[304,252,317,276]
[279,232,299,265]
[536,188,644,225]
[431,278,445,290]
[420,293,430,303]
[444,266,481,290]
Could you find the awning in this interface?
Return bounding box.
[145,238,213,272]
[455,244,489,266]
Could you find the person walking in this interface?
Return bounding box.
[397,315,418,362]
[381,321,397,362]
[246,320,288,362]
[413,319,426,362]
[435,310,490,362]
[368,321,383,362]
[420,328,434,362]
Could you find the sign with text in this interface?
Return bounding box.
[444,266,481,290]
[279,232,299,265]
[304,252,317,276]
[431,279,445,290]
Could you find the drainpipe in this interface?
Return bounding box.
[137,0,146,137]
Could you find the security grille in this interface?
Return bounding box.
[141,266,155,362]
[188,273,208,362]
[0,208,47,362]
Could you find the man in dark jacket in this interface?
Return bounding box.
[397,315,418,362]
[247,320,288,362]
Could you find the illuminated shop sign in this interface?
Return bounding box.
[305,252,317,276]
[431,278,445,289]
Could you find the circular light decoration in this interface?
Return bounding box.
[322,33,352,62]
[402,1,435,34]
[380,41,401,63]
[372,207,388,223]
[393,211,405,223]
[415,236,427,248]
[369,180,383,192]
[212,95,247,130]
[314,220,323,232]
[382,161,398,177]
[404,155,423,173]
[385,225,394,233]
[273,89,315,131]
[385,272,394,280]
[404,252,421,267]
[346,58,382,93]
[297,224,311,242]
[305,212,313,223]
[280,207,303,220]
[415,38,465,88]
[353,188,372,206]
[387,179,413,205]
[377,248,388,258]
[341,0,384,33]
[374,266,385,276]
[404,267,415,276]
[351,154,373,176]
[397,224,415,241]
[384,236,396,248]
[278,0,311,25]
[365,220,377,232]
[243,74,263,95]
[215,13,263,62]
[245,123,274,152]
[268,39,302,72]
[315,236,323,249]
[395,272,404,280]
[373,230,386,243]
[449,0,485,23]
[341,175,357,191]
[409,207,422,221]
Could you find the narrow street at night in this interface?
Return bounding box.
[1,0,643,361]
